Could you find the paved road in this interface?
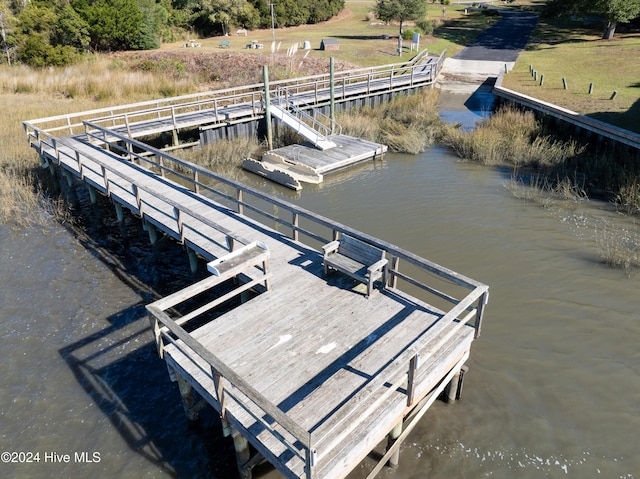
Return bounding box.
[453,8,538,62]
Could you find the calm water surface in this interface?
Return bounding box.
[1,94,638,479]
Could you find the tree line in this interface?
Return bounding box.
[0,0,344,66]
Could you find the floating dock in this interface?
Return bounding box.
[242,134,387,190]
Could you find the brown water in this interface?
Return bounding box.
[2,94,639,479]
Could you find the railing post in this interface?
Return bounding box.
[474,290,489,339]
[292,212,299,241]
[194,170,200,194]
[174,207,184,243]
[75,151,84,180]
[212,368,232,436]
[263,65,273,151]
[390,256,400,288]
[304,446,317,479]
[406,353,420,406]
[125,113,132,138]
[237,189,244,215]
[102,129,109,151]
[132,183,143,215]
[330,57,335,135]
[101,165,111,196]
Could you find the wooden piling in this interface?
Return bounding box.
[232,429,252,479]
[263,66,273,151]
[386,421,403,468]
[176,374,199,425]
[446,369,462,404]
[86,184,98,204]
[147,222,158,245]
[187,249,198,273]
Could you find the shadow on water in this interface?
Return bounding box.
[54,179,241,478]
[438,80,495,130]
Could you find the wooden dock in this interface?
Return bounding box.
[242,134,387,190]
[23,53,488,479]
[24,50,443,152]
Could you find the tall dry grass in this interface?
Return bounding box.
[447,106,585,167]
[0,57,200,101]
[337,89,445,154]
[180,137,263,179]
[0,55,210,227]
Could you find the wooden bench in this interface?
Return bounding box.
[322,234,388,297]
[218,40,231,48]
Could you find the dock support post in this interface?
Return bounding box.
[187,248,198,273]
[386,421,403,468]
[86,184,98,204]
[176,374,199,426]
[446,365,468,403]
[232,429,252,479]
[263,66,273,151]
[172,129,179,147]
[61,170,80,207]
[446,369,462,404]
[115,202,124,223]
[147,222,158,245]
[330,57,335,134]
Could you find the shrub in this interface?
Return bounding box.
[416,19,437,35]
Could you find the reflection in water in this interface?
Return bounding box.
[2,93,639,479]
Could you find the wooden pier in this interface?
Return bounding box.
[23,53,488,479]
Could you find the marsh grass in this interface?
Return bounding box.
[595,220,640,276]
[447,106,586,168]
[180,137,263,179]
[337,89,445,154]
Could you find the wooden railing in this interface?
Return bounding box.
[24,50,443,139]
[79,119,489,333]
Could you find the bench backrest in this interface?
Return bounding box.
[338,234,385,266]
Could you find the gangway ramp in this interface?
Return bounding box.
[270,104,337,150]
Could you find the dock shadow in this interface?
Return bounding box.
[55,188,240,478]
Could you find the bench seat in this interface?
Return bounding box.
[322,234,388,297]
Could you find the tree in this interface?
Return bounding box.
[595,0,640,39]
[544,0,640,39]
[74,0,143,51]
[374,0,427,54]
[0,1,15,64]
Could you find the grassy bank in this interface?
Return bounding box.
[501,14,640,133]
[447,105,640,209]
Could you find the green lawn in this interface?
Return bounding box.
[163,1,503,66]
[501,15,640,133]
